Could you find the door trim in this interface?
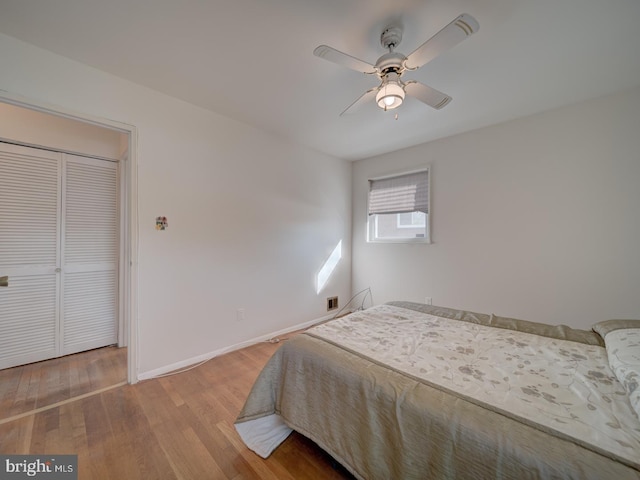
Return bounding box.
[0,90,140,384]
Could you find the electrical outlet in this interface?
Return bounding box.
[425,297,432,305]
[236,308,245,321]
[327,296,338,311]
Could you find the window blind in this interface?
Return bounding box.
[368,169,429,216]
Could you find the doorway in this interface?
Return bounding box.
[0,94,138,389]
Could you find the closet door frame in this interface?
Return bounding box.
[0,91,139,384]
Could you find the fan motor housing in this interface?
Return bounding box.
[375,51,407,75]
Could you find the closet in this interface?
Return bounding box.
[0,142,118,369]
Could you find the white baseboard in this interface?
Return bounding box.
[137,311,342,381]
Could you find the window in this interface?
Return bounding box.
[397,211,426,228]
[367,168,430,243]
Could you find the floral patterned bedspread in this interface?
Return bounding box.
[308,304,640,468]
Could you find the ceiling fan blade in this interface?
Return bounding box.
[314,45,377,74]
[405,81,452,110]
[404,14,479,70]
[340,87,378,116]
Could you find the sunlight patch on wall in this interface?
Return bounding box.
[316,240,342,294]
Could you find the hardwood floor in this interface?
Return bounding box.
[0,340,356,479]
[0,346,127,421]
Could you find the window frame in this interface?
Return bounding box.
[366,166,431,244]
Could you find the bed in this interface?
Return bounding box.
[235,302,640,479]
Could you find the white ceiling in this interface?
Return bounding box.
[1,0,639,160]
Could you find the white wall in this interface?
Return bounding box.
[0,33,351,376]
[352,86,640,329]
[0,102,126,159]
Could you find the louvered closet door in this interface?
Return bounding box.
[61,154,118,356]
[0,143,62,369]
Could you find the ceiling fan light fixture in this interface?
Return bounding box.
[376,78,405,110]
[314,13,479,115]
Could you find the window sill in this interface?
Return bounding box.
[367,237,431,244]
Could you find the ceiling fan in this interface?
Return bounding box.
[313,14,479,116]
